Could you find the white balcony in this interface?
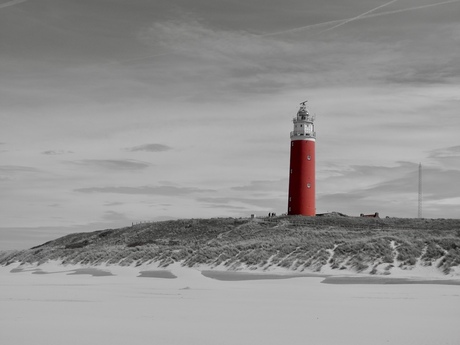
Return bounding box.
[290,131,316,138]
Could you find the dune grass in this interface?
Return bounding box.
[2,216,460,275]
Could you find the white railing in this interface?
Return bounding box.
[290,131,316,138]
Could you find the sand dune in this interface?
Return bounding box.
[3,216,460,276]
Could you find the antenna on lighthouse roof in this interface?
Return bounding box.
[300,100,308,105]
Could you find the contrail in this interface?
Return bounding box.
[0,0,28,10]
[260,0,460,37]
[258,19,345,37]
[319,0,399,34]
[361,0,460,19]
[116,0,460,64]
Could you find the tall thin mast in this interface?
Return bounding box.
[418,163,422,218]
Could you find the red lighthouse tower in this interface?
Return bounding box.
[288,101,316,216]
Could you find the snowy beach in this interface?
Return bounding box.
[1,263,459,345]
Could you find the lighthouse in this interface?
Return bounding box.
[288,101,316,216]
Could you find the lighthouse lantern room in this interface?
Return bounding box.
[288,101,316,216]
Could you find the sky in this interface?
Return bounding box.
[1,0,460,250]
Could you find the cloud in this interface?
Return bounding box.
[139,18,336,95]
[384,59,460,85]
[365,166,460,200]
[0,165,40,173]
[67,159,150,170]
[104,201,124,206]
[317,161,460,217]
[198,196,285,211]
[262,0,460,37]
[317,161,418,195]
[75,185,215,196]
[102,210,130,222]
[138,14,460,98]
[42,150,74,155]
[429,145,460,159]
[0,0,28,10]
[427,145,460,170]
[317,0,400,34]
[125,143,172,152]
[189,179,290,214]
[202,203,247,211]
[231,179,287,193]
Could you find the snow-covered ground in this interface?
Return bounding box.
[1,262,459,345]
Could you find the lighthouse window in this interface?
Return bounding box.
[307,183,311,188]
[300,124,303,127]
[307,155,311,160]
